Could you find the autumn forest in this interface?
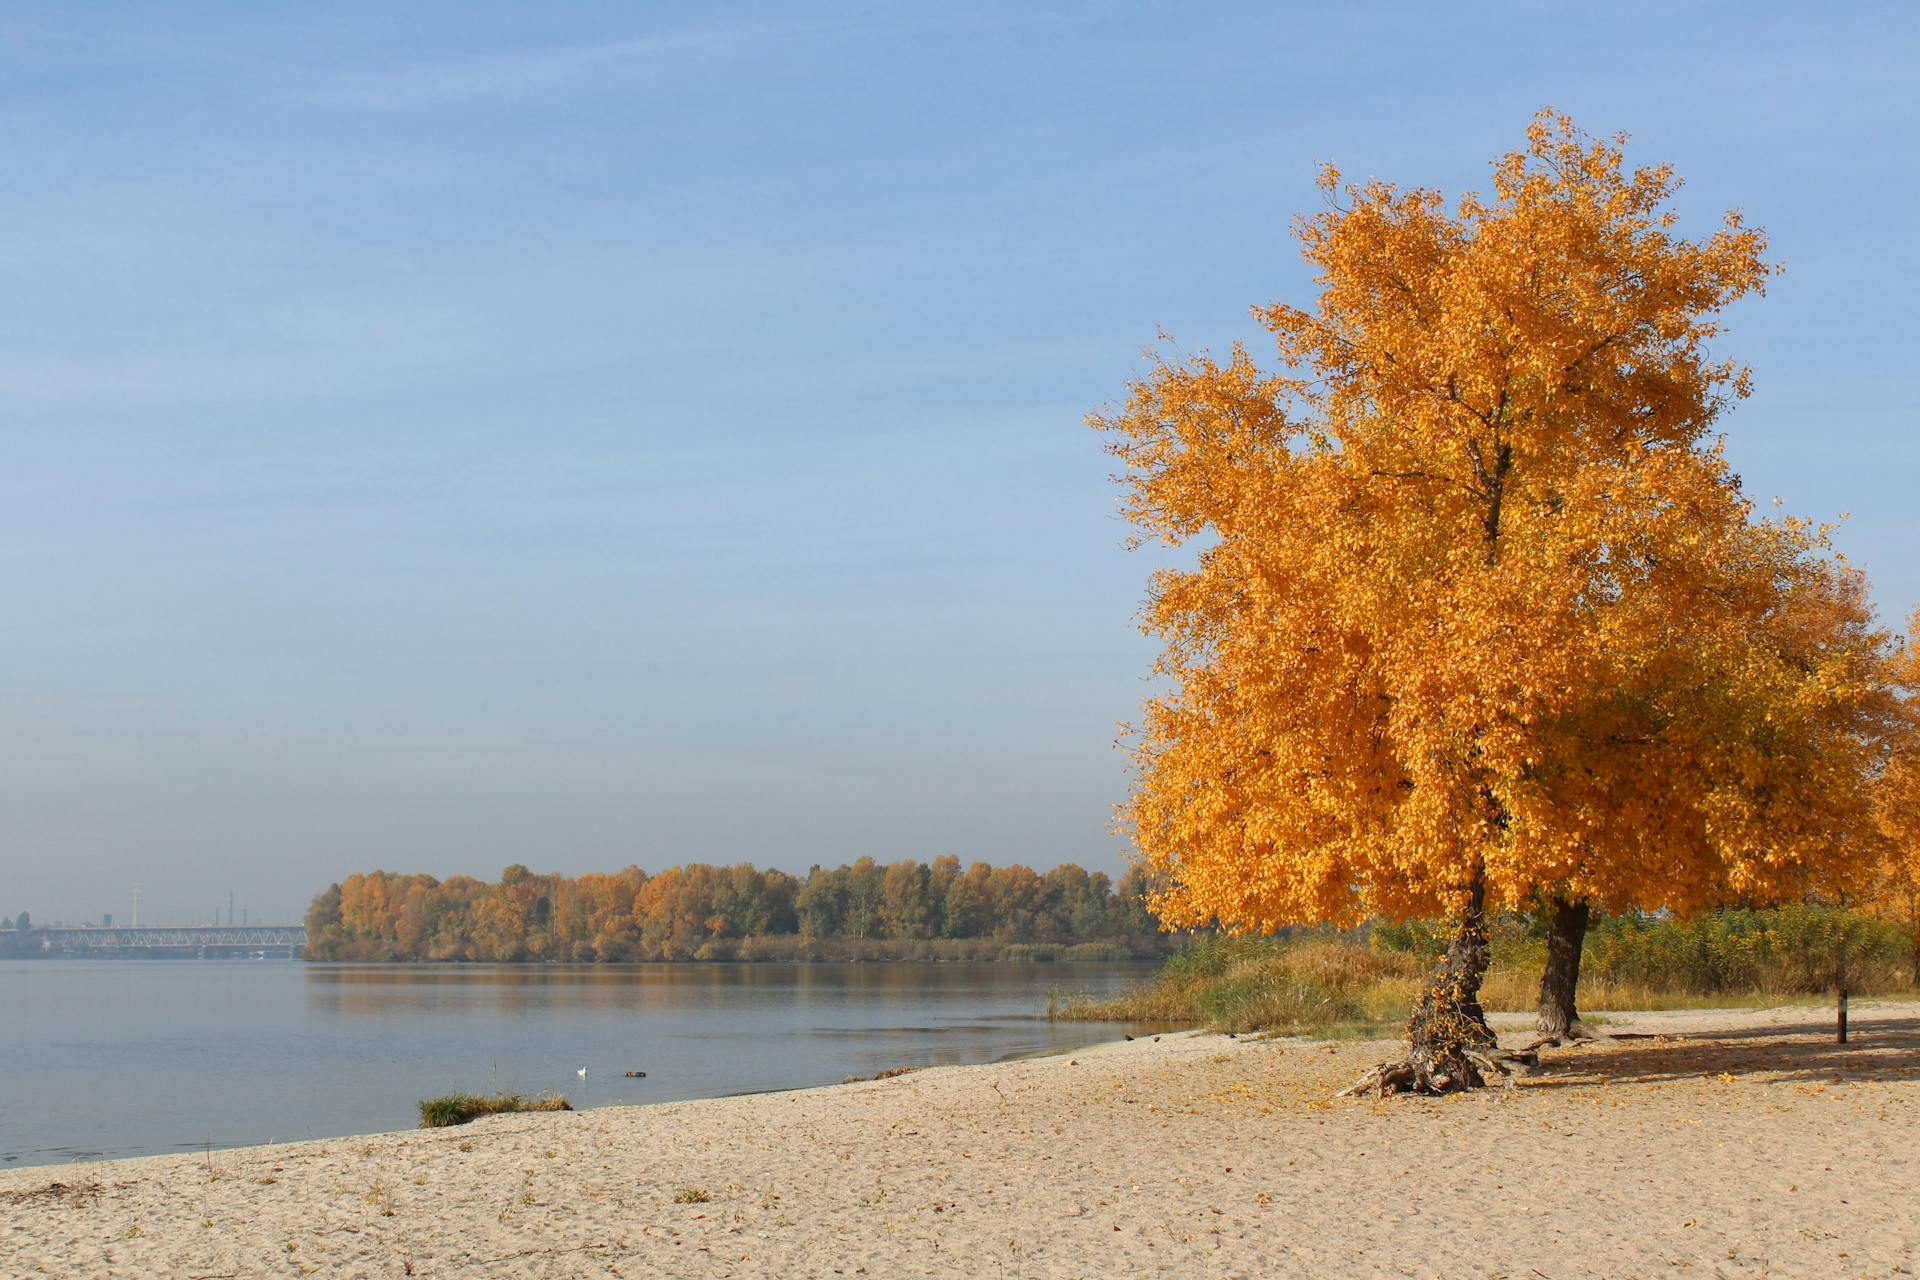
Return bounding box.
[303,858,1165,963]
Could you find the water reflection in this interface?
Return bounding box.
[304,961,1107,1015]
[1,960,1153,1167]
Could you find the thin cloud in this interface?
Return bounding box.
[302,9,1073,109]
[309,31,718,108]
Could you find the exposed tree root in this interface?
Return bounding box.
[1336,881,1550,1098]
[1340,1026,1604,1098]
[1521,1020,1601,1052]
[1336,1042,1540,1098]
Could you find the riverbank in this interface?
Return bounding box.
[1058,916,1920,1036]
[3,1005,1915,1278]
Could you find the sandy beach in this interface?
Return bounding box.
[2,1003,1915,1279]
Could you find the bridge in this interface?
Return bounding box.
[5,925,307,958]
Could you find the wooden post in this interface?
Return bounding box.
[1837,988,1849,1045]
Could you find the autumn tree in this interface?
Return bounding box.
[304,887,345,957]
[879,860,934,939]
[1094,111,1901,1093]
[940,862,991,938]
[1872,615,1920,983]
[1518,509,1899,1037]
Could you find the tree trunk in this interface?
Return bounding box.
[1535,896,1591,1040]
[1404,873,1496,1071]
[1339,872,1535,1097]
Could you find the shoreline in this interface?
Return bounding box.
[3,1004,1916,1277]
[2,954,1171,969]
[0,1029,1135,1178]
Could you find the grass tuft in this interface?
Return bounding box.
[418,1093,572,1128]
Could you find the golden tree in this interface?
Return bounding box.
[1872,616,1920,984]
[1094,112,1901,1091]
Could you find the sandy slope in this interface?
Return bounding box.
[2,1003,1915,1279]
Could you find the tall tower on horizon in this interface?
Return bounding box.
[132,885,140,928]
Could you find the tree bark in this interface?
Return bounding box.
[1909,916,1920,989]
[1404,872,1496,1066]
[1535,896,1592,1039]
[1339,871,1536,1097]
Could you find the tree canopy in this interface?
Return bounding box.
[303,858,1162,962]
[1094,110,1900,943]
[1871,614,1920,980]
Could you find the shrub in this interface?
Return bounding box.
[418,1094,572,1128]
[1577,906,1907,996]
[1059,934,1420,1034]
[1061,941,1133,961]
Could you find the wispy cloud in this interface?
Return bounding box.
[308,28,724,108]
[301,8,1075,110]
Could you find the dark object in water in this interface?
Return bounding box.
[624,1071,647,1078]
[1124,1034,1135,1041]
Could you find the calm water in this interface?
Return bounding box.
[0,959,1151,1168]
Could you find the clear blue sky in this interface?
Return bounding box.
[4,3,1916,925]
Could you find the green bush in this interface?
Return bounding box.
[1366,918,1449,958]
[1579,906,1906,995]
[418,1093,572,1128]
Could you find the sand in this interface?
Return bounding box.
[2,1003,1916,1279]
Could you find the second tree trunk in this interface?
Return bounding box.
[1535,896,1590,1039]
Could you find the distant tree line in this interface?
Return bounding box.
[0,912,32,957]
[303,859,1167,963]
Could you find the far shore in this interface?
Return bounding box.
[3,1004,1915,1278]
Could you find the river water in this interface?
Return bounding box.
[0,959,1152,1168]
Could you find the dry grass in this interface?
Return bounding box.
[1057,936,1421,1035]
[1058,908,1920,1035]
